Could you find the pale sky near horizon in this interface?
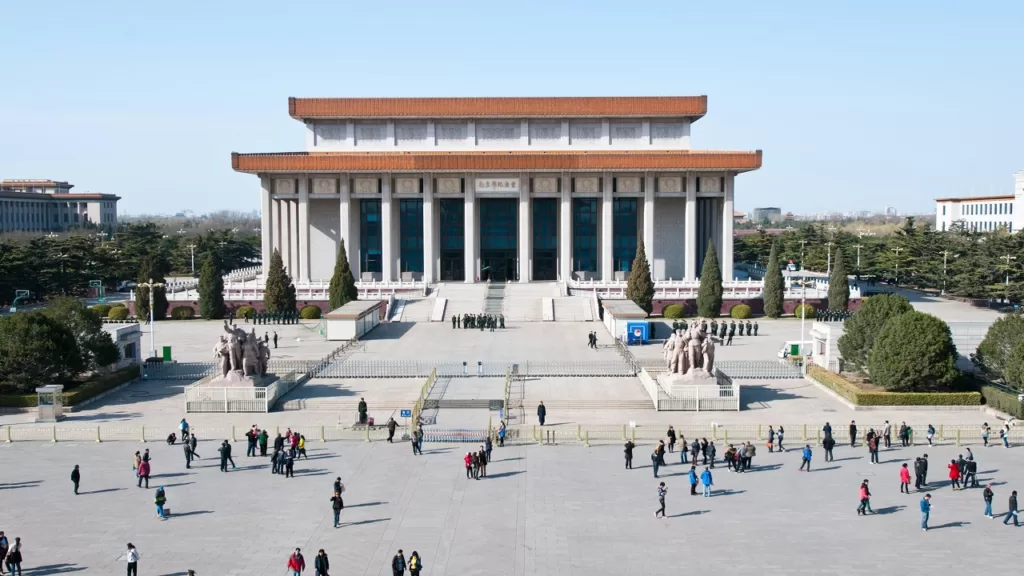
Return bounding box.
[1,1,1021,216]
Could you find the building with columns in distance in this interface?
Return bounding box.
[232,96,761,284]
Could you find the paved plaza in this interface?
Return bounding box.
[2,436,1022,575]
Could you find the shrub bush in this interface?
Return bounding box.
[0,394,38,408]
[806,365,980,406]
[957,374,1024,419]
[108,307,129,320]
[663,304,686,319]
[793,304,816,319]
[91,304,112,317]
[235,305,255,319]
[299,305,322,320]
[63,366,140,406]
[730,304,752,319]
[110,302,127,309]
[867,311,957,392]
[838,293,912,372]
[170,306,195,320]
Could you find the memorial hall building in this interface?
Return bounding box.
[232,96,761,284]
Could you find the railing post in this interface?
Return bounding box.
[757,424,762,441]
[320,425,325,442]
[585,430,590,448]
[939,424,944,441]
[723,429,728,444]
[96,426,101,443]
[802,424,807,441]
[141,425,145,442]
[622,424,627,440]
[52,425,57,443]
[365,424,370,443]
[712,423,717,441]
[577,424,582,442]
[631,427,635,442]
[956,429,961,447]
[816,428,821,444]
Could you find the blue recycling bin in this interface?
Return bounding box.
[625,322,649,345]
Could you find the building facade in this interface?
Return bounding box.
[934,171,1024,233]
[0,179,120,233]
[233,97,761,283]
[752,207,782,223]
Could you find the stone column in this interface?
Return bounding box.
[601,173,613,281]
[260,175,273,278]
[643,174,655,279]
[381,175,393,282]
[423,174,435,283]
[518,173,530,282]
[338,174,351,265]
[297,176,310,282]
[271,198,282,265]
[722,173,735,281]
[464,175,476,282]
[685,174,697,279]
[560,173,572,281]
[286,199,297,279]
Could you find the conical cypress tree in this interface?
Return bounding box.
[198,253,226,319]
[263,249,296,315]
[828,248,850,311]
[762,240,784,318]
[625,239,654,314]
[135,257,168,321]
[328,239,358,310]
[696,241,723,318]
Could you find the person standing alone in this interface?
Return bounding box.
[331,490,345,528]
[125,543,140,576]
[1005,490,1019,526]
[624,440,635,469]
[537,401,546,426]
[287,548,305,575]
[983,484,995,518]
[920,494,932,531]
[899,463,911,494]
[655,482,667,518]
[70,465,81,495]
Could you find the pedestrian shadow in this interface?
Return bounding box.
[668,510,709,517]
[979,480,1006,487]
[342,517,390,527]
[162,481,195,488]
[304,453,340,460]
[830,457,862,462]
[173,510,213,517]
[978,470,999,475]
[24,563,87,574]
[233,464,266,471]
[495,456,523,462]
[931,521,970,529]
[746,463,783,473]
[812,466,841,472]
[881,458,909,464]
[298,468,332,476]
[347,501,387,508]
[486,470,524,479]
[714,489,746,497]
[873,505,905,515]
[153,472,194,478]
[0,480,43,490]
[80,488,126,495]
[422,448,452,455]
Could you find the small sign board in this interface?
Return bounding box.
[488,400,504,412]
[400,409,412,418]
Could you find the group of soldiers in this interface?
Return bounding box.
[243,310,301,325]
[452,313,505,331]
[671,318,758,344]
[818,309,852,322]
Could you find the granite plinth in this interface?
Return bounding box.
[209,370,264,387]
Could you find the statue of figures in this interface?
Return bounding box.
[701,333,715,376]
[663,329,680,370]
[213,336,231,377]
[258,341,271,376]
[242,335,260,376]
[228,334,242,372]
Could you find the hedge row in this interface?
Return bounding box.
[0,365,139,408]
[957,375,1024,419]
[170,306,195,320]
[299,305,322,319]
[807,365,981,406]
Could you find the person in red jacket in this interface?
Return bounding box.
[948,459,961,490]
[464,452,473,479]
[137,459,151,488]
[899,463,911,493]
[287,548,306,575]
[857,480,874,515]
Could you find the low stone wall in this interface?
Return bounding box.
[126,300,390,320]
[650,297,862,317]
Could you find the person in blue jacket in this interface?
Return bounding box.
[799,444,813,472]
[700,467,713,497]
[920,494,932,531]
[688,465,698,496]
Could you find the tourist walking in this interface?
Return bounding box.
[478,446,488,477]
[868,435,880,464]
[900,463,911,493]
[983,484,995,518]
[4,538,21,576]
[1005,490,1020,526]
[926,424,935,446]
[125,543,140,576]
[799,444,812,471]
[688,465,698,495]
[485,436,493,463]
[679,436,688,463]
[498,420,506,447]
[690,439,700,464]
[900,422,911,447]
[285,451,295,478]
[624,440,635,469]
[258,428,269,456]
[655,482,668,517]
[666,426,676,453]
[387,418,397,443]
[70,465,80,495]
[948,459,961,491]
[246,426,258,457]
[287,548,306,575]
[137,459,151,488]
[154,486,168,520]
[656,440,667,466]
[849,421,858,447]
[537,401,546,426]
[1000,426,1009,448]
[0,531,8,575]
[777,425,785,451]
[465,452,473,479]
[708,441,717,468]
[767,426,776,453]
[883,420,892,449]
[982,423,990,447]
[651,448,660,478]
[184,439,193,468]
[408,551,422,576]
[331,490,345,528]
[920,494,932,530]
[857,480,874,515]
[823,434,836,462]
[392,550,406,576]
[700,467,713,497]
[920,454,929,486]
[315,549,330,576]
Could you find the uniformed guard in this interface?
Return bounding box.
[745,320,752,336]
[753,321,759,336]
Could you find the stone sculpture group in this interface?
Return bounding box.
[212,321,271,385]
[661,320,716,380]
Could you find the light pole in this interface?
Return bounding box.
[890,247,904,284]
[853,244,864,272]
[186,243,197,276]
[138,277,165,359]
[1001,254,1017,302]
[799,239,808,269]
[939,250,958,295]
[826,241,836,274]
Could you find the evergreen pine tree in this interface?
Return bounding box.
[625,240,654,314]
[762,240,784,318]
[696,241,723,318]
[263,249,296,315]
[134,257,168,321]
[328,239,359,310]
[828,248,850,311]
[198,253,226,319]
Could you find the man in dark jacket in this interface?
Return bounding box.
[387,418,398,443]
[315,549,330,576]
[224,440,236,469]
[1005,490,1019,526]
[913,457,924,489]
[537,401,546,426]
[189,434,199,459]
[823,435,836,462]
[218,442,229,472]
[392,549,407,576]
[624,440,635,469]
[921,454,929,486]
[274,433,285,454]
[184,441,193,469]
[258,429,269,456]
[245,427,258,457]
[70,464,80,495]
[849,421,858,447]
[330,491,345,528]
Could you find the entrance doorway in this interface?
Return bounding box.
[440,250,464,281]
[479,198,518,282]
[481,251,517,282]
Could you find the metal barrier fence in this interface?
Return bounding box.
[312,359,635,379]
[715,360,804,379]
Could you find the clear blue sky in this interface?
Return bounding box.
[2,1,1021,216]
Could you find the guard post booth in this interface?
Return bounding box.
[325,300,384,341]
[35,384,65,422]
[600,300,649,343]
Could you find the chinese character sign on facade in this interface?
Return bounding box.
[475,178,520,193]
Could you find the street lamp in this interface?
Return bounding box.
[1001,254,1017,302]
[852,244,864,272]
[186,243,197,276]
[939,250,959,295]
[138,277,166,359]
[826,241,836,274]
[890,246,904,285]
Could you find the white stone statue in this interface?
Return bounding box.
[662,319,715,379]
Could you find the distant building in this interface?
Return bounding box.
[884,206,898,216]
[752,207,782,223]
[934,171,1023,233]
[0,179,120,233]
[733,210,749,224]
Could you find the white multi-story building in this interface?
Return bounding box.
[0,179,120,233]
[233,96,762,284]
[934,171,1024,233]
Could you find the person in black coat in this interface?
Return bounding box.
[849,421,858,447]
[537,401,546,426]
[624,440,635,469]
[70,465,81,495]
[184,441,193,468]
[315,549,330,576]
